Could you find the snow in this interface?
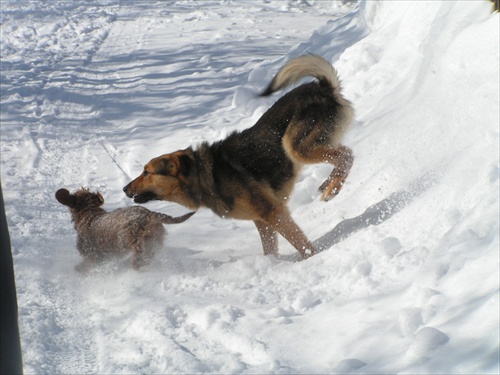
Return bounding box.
[1,0,499,373]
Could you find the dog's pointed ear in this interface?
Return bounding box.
[178,147,194,176]
[177,154,192,176]
[158,159,177,176]
[158,150,193,177]
[55,189,76,207]
[97,192,105,206]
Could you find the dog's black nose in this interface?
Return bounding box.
[123,184,129,193]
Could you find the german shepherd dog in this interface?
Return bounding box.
[123,55,354,259]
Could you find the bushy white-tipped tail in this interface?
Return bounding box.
[261,55,342,97]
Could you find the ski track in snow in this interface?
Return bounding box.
[1,1,499,374]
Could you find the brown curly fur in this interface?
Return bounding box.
[56,188,194,272]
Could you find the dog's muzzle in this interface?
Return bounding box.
[132,192,157,204]
[123,184,157,204]
[123,183,134,198]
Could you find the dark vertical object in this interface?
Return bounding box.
[0,183,23,375]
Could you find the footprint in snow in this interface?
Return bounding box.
[291,290,321,313]
[379,236,402,258]
[406,326,449,360]
[397,308,424,337]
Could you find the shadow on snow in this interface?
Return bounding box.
[313,172,436,253]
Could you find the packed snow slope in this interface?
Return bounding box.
[1,1,499,373]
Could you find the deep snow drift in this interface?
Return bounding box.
[1,1,499,373]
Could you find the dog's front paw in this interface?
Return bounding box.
[302,248,316,260]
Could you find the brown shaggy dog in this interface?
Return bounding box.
[56,188,194,272]
[123,55,354,259]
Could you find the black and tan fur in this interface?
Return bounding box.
[56,188,194,271]
[123,55,354,259]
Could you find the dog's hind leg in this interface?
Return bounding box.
[283,125,354,201]
[132,242,150,270]
[75,258,94,274]
[263,206,316,259]
[254,220,279,256]
[317,145,354,201]
[133,230,164,270]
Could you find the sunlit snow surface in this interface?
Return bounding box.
[1,1,499,373]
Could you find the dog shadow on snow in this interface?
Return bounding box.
[168,172,437,269]
[165,172,437,270]
[312,172,436,254]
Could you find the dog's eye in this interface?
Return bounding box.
[143,170,149,177]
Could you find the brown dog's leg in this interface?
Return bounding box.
[264,206,316,259]
[254,220,278,256]
[317,145,354,201]
[284,130,354,201]
[75,258,93,274]
[132,243,149,270]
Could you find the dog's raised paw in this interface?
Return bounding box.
[319,172,349,201]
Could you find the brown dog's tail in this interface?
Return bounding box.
[158,211,195,224]
[261,54,344,99]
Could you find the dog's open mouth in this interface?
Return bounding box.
[133,191,158,204]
